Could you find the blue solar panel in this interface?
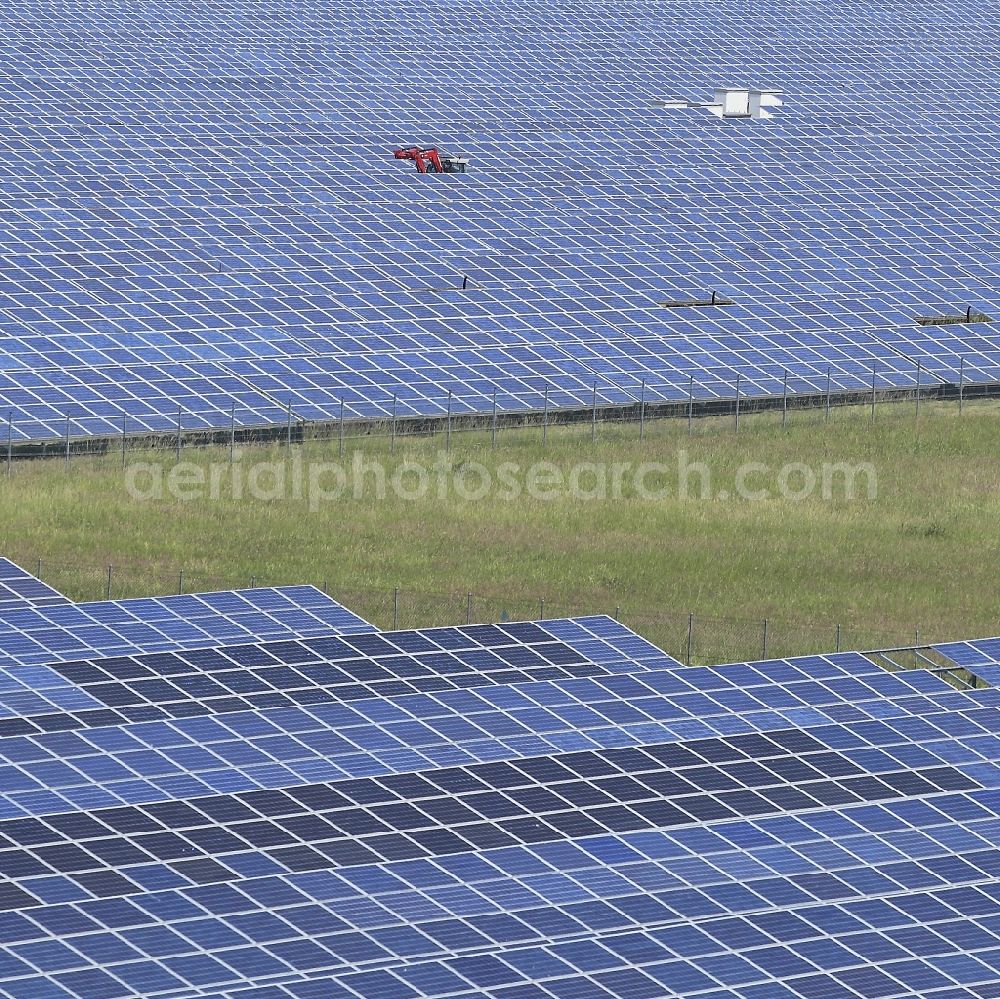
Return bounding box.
[0,4,994,442]
[0,585,375,672]
[933,638,1000,688]
[0,554,998,997]
[0,560,67,609]
[0,644,997,997]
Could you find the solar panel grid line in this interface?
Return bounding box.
[8,650,895,730]
[934,637,1000,669]
[0,585,375,677]
[0,559,69,609]
[0,680,988,900]
[180,860,1000,976]
[0,792,992,924]
[0,649,971,817]
[0,708,984,999]
[188,908,1000,999]
[0,758,984,900]
[0,657,980,806]
[0,87,992,442]
[1,784,1000,988]
[8,877,1000,999]
[1,792,1000,999]
[0,634,672,722]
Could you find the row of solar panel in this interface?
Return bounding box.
[0,583,375,675]
[0,323,994,440]
[0,30,993,446]
[0,665,983,828]
[2,621,999,999]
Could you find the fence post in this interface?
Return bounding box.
[121,412,126,469]
[836,623,841,652]
[393,587,399,630]
[65,414,70,463]
[686,613,694,666]
[6,410,11,476]
[178,570,184,595]
[466,591,473,625]
[734,374,741,433]
[250,575,256,588]
[870,365,876,424]
[491,388,498,449]
[542,385,549,446]
[176,405,182,461]
[539,597,545,619]
[287,400,293,454]
[106,565,113,600]
[639,379,646,442]
[391,393,397,454]
[915,359,921,419]
[446,390,452,451]
[614,605,620,621]
[687,374,694,436]
[229,402,235,463]
[36,558,42,580]
[782,370,788,428]
[825,367,831,423]
[959,356,964,415]
[762,618,768,659]
[339,399,345,459]
[591,381,597,443]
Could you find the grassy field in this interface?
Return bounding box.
[1,397,997,663]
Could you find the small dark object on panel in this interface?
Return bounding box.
[662,293,734,308]
[916,309,991,326]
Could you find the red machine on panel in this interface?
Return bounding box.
[392,146,469,173]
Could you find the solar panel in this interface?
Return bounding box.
[0,585,375,669]
[933,637,1000,688]
[0,553,997,996]
[0,4,995,441]
[0,644,996,998]
[0,640,965,821]
[0,559,68,609]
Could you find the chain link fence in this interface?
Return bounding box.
[22,555,937,666]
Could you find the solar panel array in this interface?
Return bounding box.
[1,1,999,441]
[0,556,999,997]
